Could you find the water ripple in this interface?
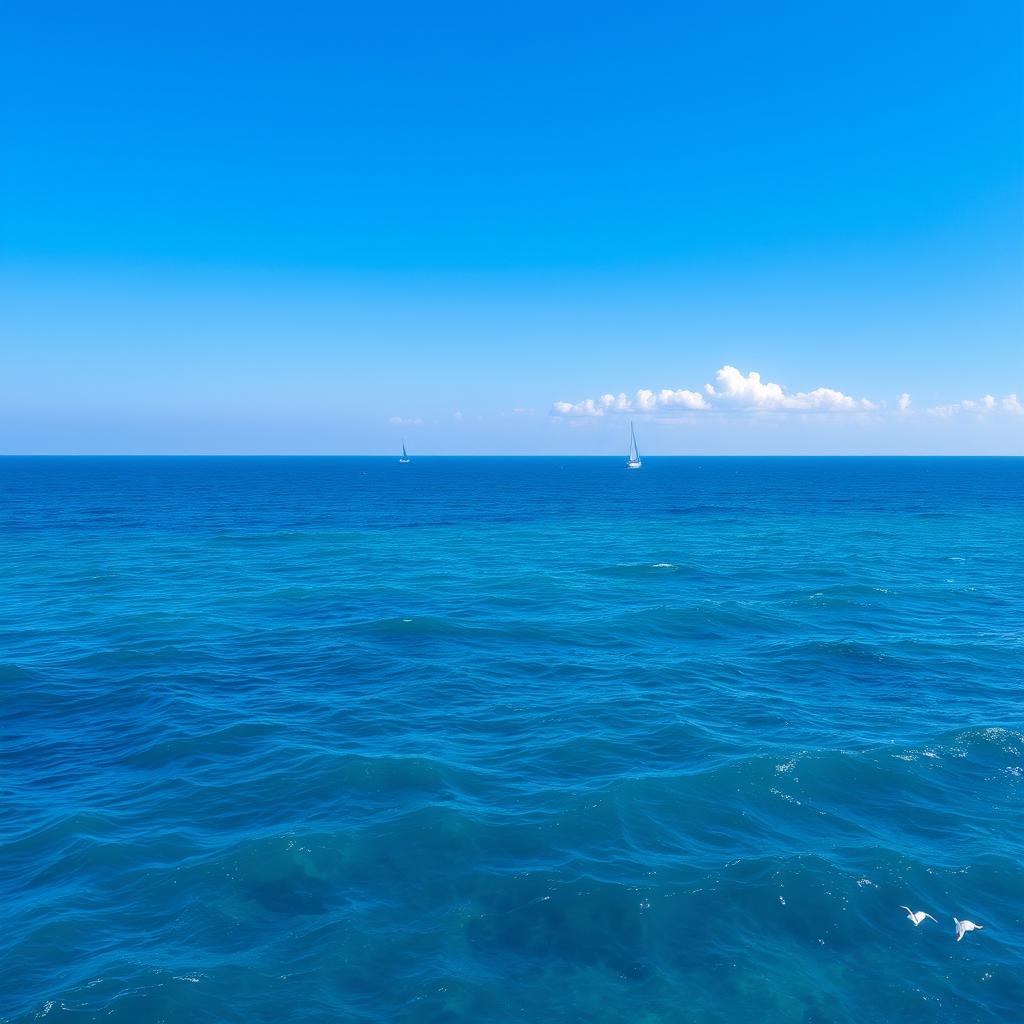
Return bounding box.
[2,457,1022,1023]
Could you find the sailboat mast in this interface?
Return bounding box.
[626,420,642,467]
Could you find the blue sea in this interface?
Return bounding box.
[2,457,1022,1024]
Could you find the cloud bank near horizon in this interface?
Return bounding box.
[927,393,1023,418]
[552,366,876,418]
[550,366,1022,422]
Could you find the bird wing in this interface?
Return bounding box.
[923,914,937,923]
[900,906,911,915]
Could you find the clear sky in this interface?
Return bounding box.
[2,1,1022,454]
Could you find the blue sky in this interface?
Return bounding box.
[2,1,1021,453]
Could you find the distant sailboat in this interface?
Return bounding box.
[626,421,642,469]
[399,440,410,464]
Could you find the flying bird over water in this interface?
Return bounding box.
[900,907,937,926]
[954,918,984,941]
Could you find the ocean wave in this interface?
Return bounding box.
[4,457,1023,1023]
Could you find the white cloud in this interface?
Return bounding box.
[453,410,464,422]
[551,365,872,418]
[639,388,710,411]
[705,366,876,411]
[553,388,708,417]
[552,366,1024,428]
[552,393,632,417]
[928,393,1023,417]
[389,416,423,426]
[551,399,601,418]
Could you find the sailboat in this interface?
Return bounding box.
[626,421,642,469]
[399,440,410,464]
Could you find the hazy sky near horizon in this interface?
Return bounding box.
[2,1,1022,454]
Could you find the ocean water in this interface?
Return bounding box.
[2,456,1022,1024]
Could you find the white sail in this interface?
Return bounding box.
[626,421,641,469]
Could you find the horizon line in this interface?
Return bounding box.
[1,453,1022,460]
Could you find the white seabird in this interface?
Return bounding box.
[900,907,937,927]
[954,918,984,941]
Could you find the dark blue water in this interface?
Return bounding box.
[2,457,1022,1023]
